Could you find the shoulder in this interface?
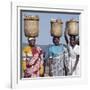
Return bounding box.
[74,45,80,55]
[61,44,70,54]
[74,45,80,51]
[36,46,43,54]
[23,46,31,53]
[62,44,69,50]
[48,45,54,51]
[36,46,42,51]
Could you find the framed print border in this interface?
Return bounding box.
[11,1,88,88]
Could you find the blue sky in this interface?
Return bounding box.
[21,10,80,45]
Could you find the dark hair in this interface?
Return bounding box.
[53,36,60,39]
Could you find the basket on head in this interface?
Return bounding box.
[66,19,79,36]
[24,15,39,37]
[50,19,63,37]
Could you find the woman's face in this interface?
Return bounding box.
[28,39,36,47]
[53,37,60,45]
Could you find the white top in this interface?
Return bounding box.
[68,44,80,75]
[69,44,80,60]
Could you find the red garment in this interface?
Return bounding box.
[24,46,44,78]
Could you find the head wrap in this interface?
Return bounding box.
[28,37,35,41]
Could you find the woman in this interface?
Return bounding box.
[22,37,44,78]
[48,36,69,76]
[64,31,80,76]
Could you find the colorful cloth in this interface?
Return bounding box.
[22,45,44,78]
[48,44,69,76]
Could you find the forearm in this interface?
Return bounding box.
[64,34,68,45]
[64,30,69,45]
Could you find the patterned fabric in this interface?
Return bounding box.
[48,44,69,76]
[22,46,44,78]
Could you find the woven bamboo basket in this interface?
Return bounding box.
[24,16,39,37]
[50,19,63,37]
[66,19,79,36]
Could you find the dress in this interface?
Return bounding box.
[48,44,69,76]
[22,45,44,78]
[68,44,80,76]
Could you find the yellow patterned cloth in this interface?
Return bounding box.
[22,45,44,77]
[23,46,32,55]
[22,46,32,71]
